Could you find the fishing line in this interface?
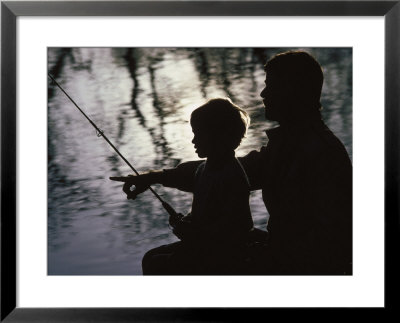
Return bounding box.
[48,73,178,218]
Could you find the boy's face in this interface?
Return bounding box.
[191,125,217,158]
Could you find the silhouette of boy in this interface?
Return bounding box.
[112,98,254,274]
[112,51,352,275]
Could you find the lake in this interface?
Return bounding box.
[48,47,352,275]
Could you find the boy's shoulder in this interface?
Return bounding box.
[220,158,251,188]
[196,158,249,185]
[194,160,207,175]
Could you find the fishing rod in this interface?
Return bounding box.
[48,73,178,218]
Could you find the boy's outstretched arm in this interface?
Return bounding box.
[110,160,202,199]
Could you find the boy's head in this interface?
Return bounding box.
[190,98,249,158]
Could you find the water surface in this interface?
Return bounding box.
[48,47,352,275]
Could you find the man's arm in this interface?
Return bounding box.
[110,160,202,199]
[110,143,268,199]
[238,147,267,191]
[165,148,267,192]
[159,160,202,192]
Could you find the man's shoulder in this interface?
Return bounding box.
[301,124,347,151]
[299,125,352,170]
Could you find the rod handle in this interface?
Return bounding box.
[162,201,179,218]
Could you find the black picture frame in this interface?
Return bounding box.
[1,1,399,321]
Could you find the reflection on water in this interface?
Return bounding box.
[48,47,352,275]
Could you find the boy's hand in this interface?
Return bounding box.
[169,212,184,227]
[109,174,150,200]
[171,216,196,241]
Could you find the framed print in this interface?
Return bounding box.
[1,0,399,321]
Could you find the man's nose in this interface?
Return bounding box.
[260,87,266,98]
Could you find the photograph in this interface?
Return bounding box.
[2,0,397,319]
[47,47,353,276]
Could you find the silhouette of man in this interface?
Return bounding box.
[113,51,352,275]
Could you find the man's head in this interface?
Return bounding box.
[190,98,249,158]
[260,51,324,123]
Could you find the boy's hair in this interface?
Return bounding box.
[190,98,250,150]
